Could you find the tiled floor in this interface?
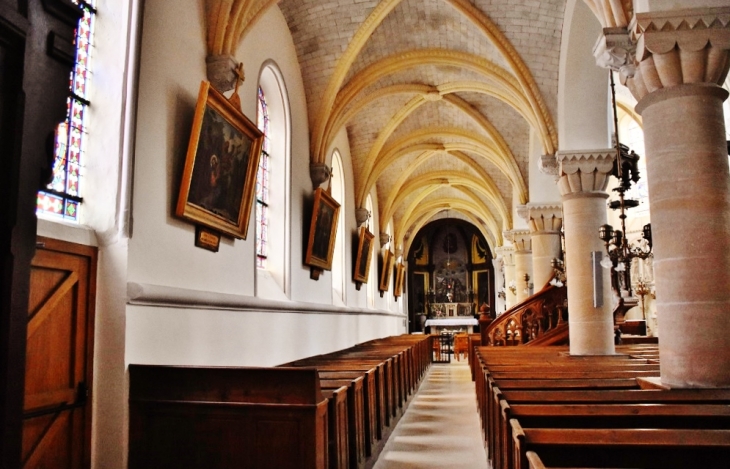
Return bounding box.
[373,361,489,469]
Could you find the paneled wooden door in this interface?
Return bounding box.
[22,237,97,468]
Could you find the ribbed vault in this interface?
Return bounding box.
[209,0,566,254]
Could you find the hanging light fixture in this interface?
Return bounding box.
[598,71,653,297]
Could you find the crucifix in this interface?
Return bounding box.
[227,62,245,112]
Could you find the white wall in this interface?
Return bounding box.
[557,0,610,151]
[126,0,406,358]
[41,2,405,467]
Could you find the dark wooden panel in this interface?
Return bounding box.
[128,366,328,469]
[0,0,81,465]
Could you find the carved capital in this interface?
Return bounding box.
[527,203,563,234]
[206,54,238,93]
[380,232,391,246]
[310,163,332,188]
[556,149,616,197]
[516,204,529,223]
[538,153,559,177]
[593,27,636,78]
[355,207,370,226]
[510,229,532,253]
[495,246,515,265]
[626,6,730,101]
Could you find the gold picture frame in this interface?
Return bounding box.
[379,249,394,292]
[353,226,374,283]
[305,187,341,270]
[176,81,264,239]
[394,262,405,298]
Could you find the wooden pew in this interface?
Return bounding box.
[489,378,644,469]
[512,421,730,469]
[481,363,659,464]
[281,334,432,468]
[320,378,366,469]
[500,402,730,469]
[128,365,328,469]
[322,386,349,469]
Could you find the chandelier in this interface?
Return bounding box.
[598,72,652,297]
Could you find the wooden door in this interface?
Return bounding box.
[22,237,96,468]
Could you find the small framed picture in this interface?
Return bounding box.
[353,226,374,283]
[176,81,263,239]
[379,249,394,292]
[394,262,405,298]
[305,187,341,270]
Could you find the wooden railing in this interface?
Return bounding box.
[483,285,568,346]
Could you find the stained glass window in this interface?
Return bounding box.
[37,0,96,221]
[256,87,270,268]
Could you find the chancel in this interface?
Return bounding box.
[1,0,730,468]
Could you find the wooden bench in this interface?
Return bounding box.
[512,421,730,469]
[320,378,366,469]
[280,334,431,468]
[498,402,730,469]
[128,365,328,469]
[322,386,349,469]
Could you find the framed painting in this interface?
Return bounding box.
[353,226,374,283]
[176,81,264,239]
[394,262,405,298]
[305,187,341,270]
[379,249,394,292]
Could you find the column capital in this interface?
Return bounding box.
[593,27,637,80]
[516,204,529,224]
[507,229,532,253]
[310,163,332,188]
[538,153,559,177]
[556,150,616,197]
[495,245,515,265]
[527,203,563,234]
[626,6,730,102]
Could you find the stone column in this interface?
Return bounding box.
[500,245,516,309]
[508,230,533,304]
[527,203,563,290]
[625,7,730,387]
[557,150,616,355]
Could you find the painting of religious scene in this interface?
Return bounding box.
[176,81,263,239]
[305,187,340,270]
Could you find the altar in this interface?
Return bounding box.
[424,317,479,335]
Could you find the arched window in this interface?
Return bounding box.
[255,63,290,298]
[330,151,346,304]
[618,110,649,217]
[36,0,96,221]
[256,86,270,268]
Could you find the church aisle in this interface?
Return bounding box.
[372,361,489,469]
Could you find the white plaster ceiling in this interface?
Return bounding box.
[275,0,566,252]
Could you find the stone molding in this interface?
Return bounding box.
[626,6,730,101]
[310,163,332,188]
[379,232,391,246]
[593,27,636,77]
[556,149,616,196]
[355,207,370,226]
[527,203,563,234]
[127,282,403,318]
[538,153,559,177]
[508,229,532,253]
[495,245,515,265]
[206,54,238,93]
[516,204,529,223]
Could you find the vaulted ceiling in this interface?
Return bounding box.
[207,0,569,253]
